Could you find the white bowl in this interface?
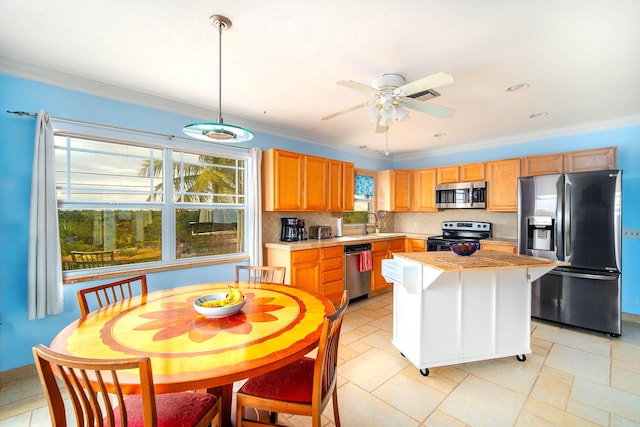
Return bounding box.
[193,292,247,318]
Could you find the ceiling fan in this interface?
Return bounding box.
[321,72,455,133]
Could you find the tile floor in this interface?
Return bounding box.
[1,291,640,426]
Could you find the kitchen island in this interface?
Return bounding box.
[381,250,568,376]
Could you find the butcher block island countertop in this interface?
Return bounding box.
[383,250,569,377]
[393,250,568,272]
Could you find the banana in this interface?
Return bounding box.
[225,287,243,306]
[201,287,244,308]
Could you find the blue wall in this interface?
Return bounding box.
[1,73,638,371]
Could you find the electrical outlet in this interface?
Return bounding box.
[623,229,640,239]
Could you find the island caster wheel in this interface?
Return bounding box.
[516,354,526,362]
[420,368,430,377]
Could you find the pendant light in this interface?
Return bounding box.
[183,15,254,142]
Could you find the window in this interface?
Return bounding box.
[343,174,375,225]
[55,133,250,275]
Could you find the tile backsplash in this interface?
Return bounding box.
[263,210,517,242]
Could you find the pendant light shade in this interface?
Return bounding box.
[183,15,254,143]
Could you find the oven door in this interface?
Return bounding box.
[427,239,452,251]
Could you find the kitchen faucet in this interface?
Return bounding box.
[363,212,379,235]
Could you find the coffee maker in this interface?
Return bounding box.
[297,219,308,241]
[280,217,298,242]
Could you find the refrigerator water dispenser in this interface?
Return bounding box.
[526,216,554,251]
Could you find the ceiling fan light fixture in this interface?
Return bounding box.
[395,105,410,121]
[368,105,380,122]
[379,103,396,120]
[183,15,254,143]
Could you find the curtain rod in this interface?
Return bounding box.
[6,110,252,152]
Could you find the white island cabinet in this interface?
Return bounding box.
[382,250,567,376]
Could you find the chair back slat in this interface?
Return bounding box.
[33,344,154,427]
[77,275,148,316]
[235,266,286,284]
[314,290,349,404]
[71,250,116,268]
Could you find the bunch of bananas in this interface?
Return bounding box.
[200,287,244,308]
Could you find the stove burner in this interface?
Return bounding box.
[427,221,491,252]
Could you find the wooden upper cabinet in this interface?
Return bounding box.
[523,147,617,176]
[303,155,328,210]
[377,170,412,211]
[486,158,521,212]
[436,166,459,184]
[342,162,355,211]
[328,160,355,211]
[565,147,617,172]
[460,162,486,182]
[522,154,564,176]
[327,159,343,211]
[437,163,485,184]
[412,168,437,211]
[263,149,304,211]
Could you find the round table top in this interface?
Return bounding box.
[50,282,334,393]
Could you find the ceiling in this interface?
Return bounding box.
[1,0,639,157]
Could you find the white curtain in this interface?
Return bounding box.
[27,110,63,319]
[247,147,263,265]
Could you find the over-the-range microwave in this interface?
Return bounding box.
[435,181,486,209]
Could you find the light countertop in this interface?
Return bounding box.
[393,250,568,272]
[264,234,518,251]
[264,233,410,251]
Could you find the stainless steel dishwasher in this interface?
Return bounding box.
[344,243,372,301]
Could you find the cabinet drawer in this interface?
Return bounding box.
[321,246,344,259]
[372,241,388,252]
[322,257,343,272]
[388,239,405,252]
[322,269,343,283]
[292,249,319,264]
[322,280,344,304]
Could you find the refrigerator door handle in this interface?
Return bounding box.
[564,179,572,260]
[548,270,618,281]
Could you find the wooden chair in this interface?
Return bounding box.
[71,250,116,268]
[32,344,221,427]
[235,266,286,285]
[77,275,148,317]
[235,290,349,427]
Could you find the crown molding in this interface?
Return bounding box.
[393,115,640,162]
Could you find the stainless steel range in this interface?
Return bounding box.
[427,221,492,251]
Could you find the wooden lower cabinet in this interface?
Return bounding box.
[290,249,320,294]
[371,238,405,292]
[264,245,344,304]
[371,241,389,292]
[407,238,426,252]
[320,246,345,305]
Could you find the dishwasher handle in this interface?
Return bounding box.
[344,243,372,254]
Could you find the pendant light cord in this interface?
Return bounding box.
[385,129,390,155]
[217,20,224,124]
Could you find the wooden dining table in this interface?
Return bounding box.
[50,282,335,427]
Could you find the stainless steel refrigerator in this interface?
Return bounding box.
[517,170,622,336]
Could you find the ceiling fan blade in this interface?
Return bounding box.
[403,98,455,119]
[321,100,374,120]
[337,80,377,94]
[397,72,455,97]
[375,120,388,134]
